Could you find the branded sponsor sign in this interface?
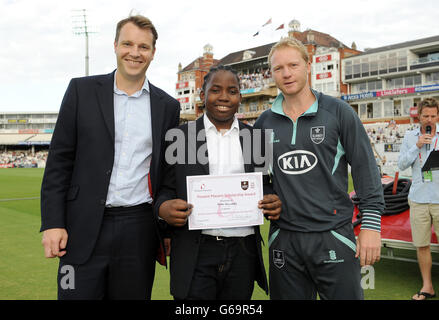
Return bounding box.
[410,106,418,118]
[316,72,332,80]
[240,88,261,95]
[18,129,39,134]
[176,82,189,89]
[177,97,189,104]
[277,150,318,175]
[316,54,332,63]
[341,84,439,101]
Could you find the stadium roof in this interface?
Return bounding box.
[0,133,52,145]
[292,29,349,49]
[0,111,58,115]
[218,29,351,66]
[218,42,276,66]
[345,34,439,58]
[180,56,220,73]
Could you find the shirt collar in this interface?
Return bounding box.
[203,114,239,135]
[271,90,319,117]
[113,71,150,96]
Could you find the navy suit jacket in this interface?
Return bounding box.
[155,115,272,298]
[40,71,180,265]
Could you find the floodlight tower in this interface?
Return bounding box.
[72,9,97,76]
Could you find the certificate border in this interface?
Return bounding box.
[186,172,264,230]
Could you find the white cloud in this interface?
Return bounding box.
[1,0,438,111]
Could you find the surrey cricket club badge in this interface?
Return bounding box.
[273,250,285,268]
[310,126,325,144]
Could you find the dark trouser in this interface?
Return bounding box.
[58,203,158,300]
[182,234,257,300]
[269,223,363,300]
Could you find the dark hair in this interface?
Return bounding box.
[115,15,158,48]
[201,65,241,91]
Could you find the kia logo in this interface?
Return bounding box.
[277,150,318,175]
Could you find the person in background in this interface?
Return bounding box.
[398,97,439,300]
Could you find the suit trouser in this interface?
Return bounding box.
[57,203,158,300]
[269,223,364,300]
[180,234,258,300]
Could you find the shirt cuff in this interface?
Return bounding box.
[360,211,381,233]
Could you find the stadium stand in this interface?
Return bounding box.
[0,150,47,168]
[0,134,34,145]
[364,122,415,177]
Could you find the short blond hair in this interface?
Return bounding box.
[268,37,309,68]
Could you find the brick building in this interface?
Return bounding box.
[175,20,361,123]
[217,19,361,123]
[176,44,219,120]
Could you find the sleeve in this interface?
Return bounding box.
[154,158,177,237]
[338,103,385,232]
[153,163,177,218]
[253,113,274,195]
[154,100,180,235]
[40,79,78,232]
[171,99,181,131]
[397,131,419,171]
[153,127,179,220]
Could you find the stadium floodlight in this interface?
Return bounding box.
[71,9,98,76]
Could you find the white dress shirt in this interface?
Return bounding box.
[202,114,255,237]
[106,72,153,207]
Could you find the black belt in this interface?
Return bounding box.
[200,234,255,242]
[104,202,152,215]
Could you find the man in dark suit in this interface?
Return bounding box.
[155,65,281,299]
[40,15,180,299]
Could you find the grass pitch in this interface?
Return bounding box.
[0,168,438,300]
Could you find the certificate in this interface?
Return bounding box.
[187,172,264,230]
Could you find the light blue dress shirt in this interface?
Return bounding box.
[106,73,153,207]
[398,125,439,204]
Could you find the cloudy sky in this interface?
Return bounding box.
[1,0,438,112]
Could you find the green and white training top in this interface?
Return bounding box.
[254,90,384,233]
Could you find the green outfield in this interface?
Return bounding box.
[0,168,438,300]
